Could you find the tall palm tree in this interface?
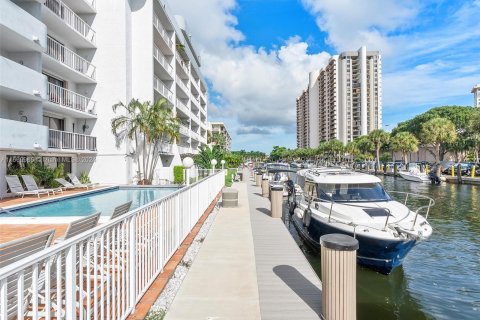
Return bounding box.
[368,129,390,169]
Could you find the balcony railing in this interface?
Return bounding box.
[176,98,189,115]
[178,145,192,154]
[47,83,96,114]
[176,53,189,74]
[46,36,96,79]
[176,76,189,95]
[0,171,225,320]
[153,76,173,102]
[179,124,190,136]
[153,45,173,75]
[153,14,173,50]
[48,129,97,151]
[44,0,96,44]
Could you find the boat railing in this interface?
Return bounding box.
[386,190,435,230]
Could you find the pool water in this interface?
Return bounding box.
[1,187,178,218]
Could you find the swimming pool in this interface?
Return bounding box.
[0,187,178,218]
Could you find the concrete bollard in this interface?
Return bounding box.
[222,188,238,207]
[270,185,283,218]
[394,164,398,176]
[320,234,359,320]
[261,178,269,197]
[255,173,263,186]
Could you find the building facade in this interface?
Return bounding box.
[207,121,232,151]
[0,0,208,195]
[297,46,382,147]
[296,89,309,148]
[472,84,480,107]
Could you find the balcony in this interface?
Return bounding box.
[179,124,190,136]
[153,45,173,77]
[176,75,189,97]
[43,0,96,47]
[176,98,189,115]
[153,14,173,53]
[178,145,192,155]
[176,53,189,76]
[153,75,173,103]
[0,118,48,151]
[48,129,97,152]
[45,36,96,82]
[0,56,46,101]
[63,0,96,14]
[45,83,96,118]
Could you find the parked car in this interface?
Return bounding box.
[442,163,473,176]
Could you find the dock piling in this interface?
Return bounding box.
[321,234,359,320]
[261,178,269,197]
[255,172,262,186]
[270,186,283,218]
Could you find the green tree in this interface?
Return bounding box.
[270,146,287,161]
[208,132,228,150]
[367,130,390,168]
[390,132,419,164]
[194,145,224,169]
[420,117,457,174]
[355,136,374,155]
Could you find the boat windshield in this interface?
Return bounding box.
[316,183,391,202]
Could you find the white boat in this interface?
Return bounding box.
[264,163,293,197]
[288,167,434,274]
[399,167,431,183]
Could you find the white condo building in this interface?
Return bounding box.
[207,121,232,151]
[472,84,480,107]
[0,0,208,195]
[297,46,382,147]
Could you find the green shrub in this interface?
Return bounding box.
[79,171,91,184]
[7,159,64,188]
[173,166,184,184]
[224,168,236,187]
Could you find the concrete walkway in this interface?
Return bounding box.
[165,181,261,320]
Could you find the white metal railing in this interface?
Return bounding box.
[176,53,189,74]
[176,76,189,95]
[176,98,189,115]
[47,83,96,114]
[0,171,225,320]
[153,14,173,50]
[46,36,96,79]
[153,45,173,76]
[44,0,96,44]
[48,129,97,151]
[153,75,173,102]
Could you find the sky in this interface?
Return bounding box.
[166,0,480,153]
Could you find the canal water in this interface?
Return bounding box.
[283,175,479,320]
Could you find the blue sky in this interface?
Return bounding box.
[168,0,480,153]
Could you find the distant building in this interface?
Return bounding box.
[472,84,480,107]
[296,89,309,148]
[208,122,232,151]
[297,46,382,147]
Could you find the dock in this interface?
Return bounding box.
[164,169,322,319]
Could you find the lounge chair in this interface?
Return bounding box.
[55,212,101,243]
[110,200,133,220]
[0,229,55,320]
[67,174,94,189]
[5,175,50,198]
[21,175,63,196]
[55,178,86,190]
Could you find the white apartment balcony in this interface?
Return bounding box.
[190,94,200,108]
[0,0,47,52]
[190,77,200,95]
[43,0,96,48]
[48,129,97,152]
[177,145,192,155]
[190,112,200,125]
[153,14,173,54]
[0,56,46,101]
[63,0,96,14]
[176,75,189,98]
[175,53,189,77]
[44,36,96,83]
[175,98,189,116]
[179,124,190,136]
[0,118,48,151]
[45,83,96,118]
[153,45,173,79]
[153,75,174,103]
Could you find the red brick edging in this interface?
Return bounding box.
[127,192,222,319]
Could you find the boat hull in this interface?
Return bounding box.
[399,172,430,183]
[291,213,417,274]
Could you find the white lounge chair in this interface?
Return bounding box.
[110,200,133,220]
[21,175,63,196]
[55,178,87,190]
[55,212,101,243]
[5,175,50,198]
[0,229,55,320]
[67,174,94,190]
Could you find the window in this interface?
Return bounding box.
[43,115,64,131]
[316,183,391,202]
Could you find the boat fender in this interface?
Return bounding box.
[294,207,304,220]
[303,208,312,227]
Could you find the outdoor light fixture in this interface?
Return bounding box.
[221,159,226,170]
[211,159,217,174]
[183,157,194,185]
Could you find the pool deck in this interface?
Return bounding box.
[163,169,322,319]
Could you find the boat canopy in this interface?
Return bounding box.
[298,168,381,184]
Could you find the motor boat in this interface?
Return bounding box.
[264,163,295,197]
[288,167,434,274]
[399,167,431,183]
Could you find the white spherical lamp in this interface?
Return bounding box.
[211,159,217,166]
[182,157,194,169]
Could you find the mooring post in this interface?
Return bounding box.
[261,178,269,197]
[255,172,263,186]
[394,163,398,176]
[270,185,283,218]
[320,233,359,320]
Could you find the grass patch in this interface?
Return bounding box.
[225,168,237,187]
[145,310,166,320]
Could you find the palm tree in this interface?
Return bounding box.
[208,132,227,150]
[195,145,224,169]
[368,129,390,169]
[390,132,419,165]
[345,141,359,164]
